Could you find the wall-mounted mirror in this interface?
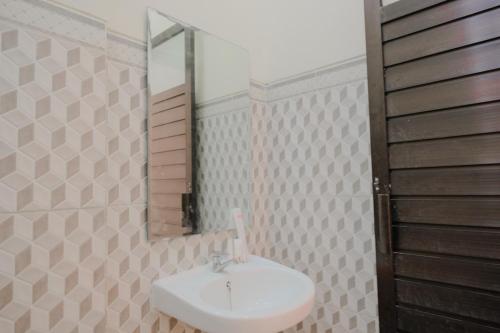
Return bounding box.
[147,9,251,239]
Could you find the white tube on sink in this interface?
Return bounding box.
[231,208,248,262]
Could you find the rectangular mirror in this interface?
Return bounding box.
[147,9,251,239]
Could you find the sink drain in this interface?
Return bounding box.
[226,280,232,310]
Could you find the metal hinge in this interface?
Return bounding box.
[373,177,391,193]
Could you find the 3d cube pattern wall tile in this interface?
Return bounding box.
[0,1,378,332]
[251,76,379,333]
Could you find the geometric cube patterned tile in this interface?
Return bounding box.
[195,99,251,233]
[1,3,379,333]
[0,209,106,333]
[0,21,108,213]
[251,77,378,333]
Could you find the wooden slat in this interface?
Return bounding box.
[150,207,183,223]
[151,84,185,104]
[392,198,500,227]
[151,105,186,127]
[388,102,500,142]
[397,306,500,333]
[395,253,500,292]
[383,0,500,41]
[150,179,187,194]
[394,225,500,259]
[381,0,448,23]
[396,279,500,324]
[384,8,500,66]
[386,39,500,91]
[391,166,500,196]
[150,120,186,140]
[152,94,185,114]
[150,135,186,154]
[149,222,188,237]
[150,165,186,180]
[150,193,182,209]
[386,70,500,117]
[389,134,500,169]
[150,150,186,166]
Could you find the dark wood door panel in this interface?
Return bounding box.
[387,102,500,143]
[381,0,448,23]
[383,0,500,42]
[391,166,500,196]
[394,225,500,259]
[386,70,500,117]
[395,253,500,292]
[385,39,500,91]
[392,198,500,227]
[396,279,500,324]
[397,306,500,333]
[367,1,500,331]
[389,134,500,169]
[384,8,500,66]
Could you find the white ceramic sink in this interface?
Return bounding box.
[151,255,315,333]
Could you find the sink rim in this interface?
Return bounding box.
[152,255,315,322]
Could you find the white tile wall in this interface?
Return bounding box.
[0,1,378,332]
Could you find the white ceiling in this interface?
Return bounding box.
[51,0,367,84]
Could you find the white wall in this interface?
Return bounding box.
[149,33,186,95]
[51,0,366,83]
[195,31,249,103]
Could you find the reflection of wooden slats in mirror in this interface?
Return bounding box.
[148,83,193,239]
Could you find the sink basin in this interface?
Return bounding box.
[151,255,315,333]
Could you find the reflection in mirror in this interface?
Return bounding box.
[147,9,251,239]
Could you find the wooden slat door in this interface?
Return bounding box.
[364,0,500,332]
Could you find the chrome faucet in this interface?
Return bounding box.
[211,252,234,273]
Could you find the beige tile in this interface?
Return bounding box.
[0,142,16,179]
[0,173,33,211]
[0,215,14,243]
[65,286,91,321]
[14,266,47,304]
[32,293,63,331]
[15,212,48,241]
[1,29,18,51]
[32,233,63,269]
[0,236,31,275]
[18,143,50,179]
[79,310,105,333]
[108,298,129,329]
[80,256,105,289]
[48,261,77,295]
[0,302,30,333]
[0,273,13,310]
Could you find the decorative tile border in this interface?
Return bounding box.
[0,0,106,48]
[106,32,146,69]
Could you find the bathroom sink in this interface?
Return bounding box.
[151,255,315,333]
